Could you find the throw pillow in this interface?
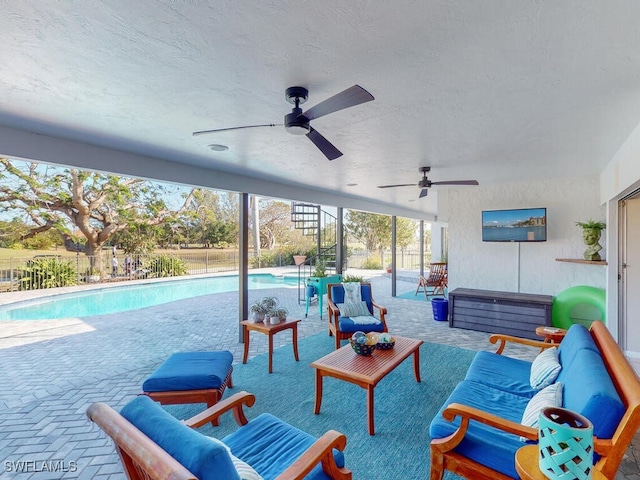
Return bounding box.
[530,346,561,390]
[520,382,563,440]
[210,438,263,480]
[337,301,370,317]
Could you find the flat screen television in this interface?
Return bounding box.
[482,207,547,242]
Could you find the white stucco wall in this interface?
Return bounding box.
[445,175,606,296]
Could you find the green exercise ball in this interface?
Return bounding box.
[552,286,606,329]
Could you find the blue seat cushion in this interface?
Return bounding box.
[429,380,529,478]
[464,351,536,398]
[121,395,240,480]
[337,317,385,334]
[143,351,233,392]
[224,413,345,480]
[557,348,625,439]
[557,324,600,370]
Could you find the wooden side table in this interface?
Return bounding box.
[240,318,301,373]
[535,326,567,344]
[516,444,604,480]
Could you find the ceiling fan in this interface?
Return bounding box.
[378,166,479,198]
[192,85,374,160]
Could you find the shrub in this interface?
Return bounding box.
[361,257,382,270]
[18,257,77,290]
[342,274,365,283]
[146,255,188,277]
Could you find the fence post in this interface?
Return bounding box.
[206,250,209,274]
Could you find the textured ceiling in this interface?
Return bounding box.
[1,1,640,219]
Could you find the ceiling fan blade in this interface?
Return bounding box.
[419,188,428,198]
[430,180,480,186]
[192,123,282,136]
[377,183,416,188]
[306,127,343,160]
[302,85,374,121]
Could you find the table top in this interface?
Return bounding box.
[240,318,300,333]
[310,336,423,385]
[535,326,567,341]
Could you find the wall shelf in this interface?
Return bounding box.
[555,258,608,266]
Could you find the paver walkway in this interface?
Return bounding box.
[0,271,637,479]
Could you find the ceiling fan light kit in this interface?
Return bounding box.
[193,85,374,160]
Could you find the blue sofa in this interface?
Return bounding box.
[87,391,352,480]
[429,321,640,480]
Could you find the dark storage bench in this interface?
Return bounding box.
[448,288,553,340]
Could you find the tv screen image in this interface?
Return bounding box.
[482,207,547,242]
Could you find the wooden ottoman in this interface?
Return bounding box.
[142,351,234,420]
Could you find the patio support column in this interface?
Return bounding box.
[336,207,344,274]
[239,192,249,343]
[391,215,397,297]
[419,220,425,276]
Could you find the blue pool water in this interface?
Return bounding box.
[0,274,299,321]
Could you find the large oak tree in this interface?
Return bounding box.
[0,158,194,276]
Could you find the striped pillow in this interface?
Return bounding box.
[530,347,561,390]
[520,382,563,440]
[210,438,263,480]
[337,301,370,317]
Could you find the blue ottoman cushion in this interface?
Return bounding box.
[143,351,233,392]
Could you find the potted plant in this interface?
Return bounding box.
[249,301,268,323]
[342,274,365,283]
[293,252,307,266]
[269,307,288,324]
[311,261,327,278]
[575,220,606,261]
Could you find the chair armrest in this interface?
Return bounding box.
[371,301,387,320]
[489,334,551,355]
[183,391,256,429]
[327,298,340,317]
[431,402,537,454]
[275,429,352,480]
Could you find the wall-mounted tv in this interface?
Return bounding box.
[482,207,547,242]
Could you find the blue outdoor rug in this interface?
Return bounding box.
[164,332,475,479]
[395,290,444,302]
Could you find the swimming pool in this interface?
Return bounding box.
[0,274,299,321]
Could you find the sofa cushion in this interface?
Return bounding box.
[142,351,233,392]
[331,284,373,312]
[464,351,537,398]
[557,348,625,439]
[557,324,600,370]
[429,380,528,478]
[530,347,561,390]
[210,438,263,480]
[121,395,240,480]
[224,413,345,480]
[521,382,563,429]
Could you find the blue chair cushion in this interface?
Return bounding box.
[557,324,600,370]
[224,413,345,480]
[143,351,233,392]
[557,347,625,439]
[429,380,528,479]
[464,351,537,398]
[121,395,240,480]
[337,317,385,334]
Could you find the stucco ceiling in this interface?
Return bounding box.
[1,1,640,219]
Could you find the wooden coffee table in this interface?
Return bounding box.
[240,319,300,373]
[310,336,423,435]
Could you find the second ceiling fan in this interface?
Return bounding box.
[193,85,374,160]
[378,166,479,198]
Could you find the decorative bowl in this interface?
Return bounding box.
[349,339,376,356]
[376,337,396,350]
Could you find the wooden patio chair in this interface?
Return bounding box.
[415,262,447,299]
